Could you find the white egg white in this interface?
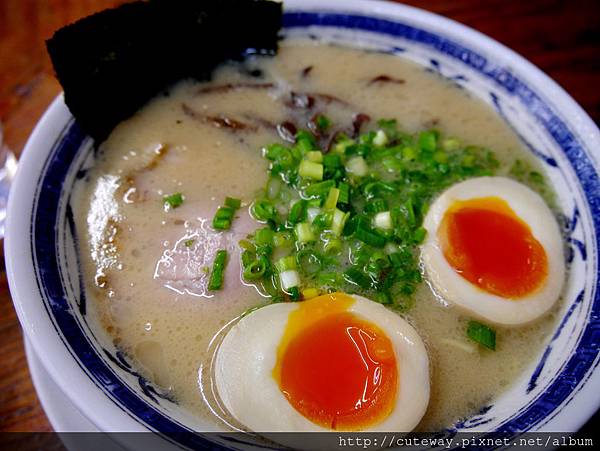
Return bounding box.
[214,295,430,432]
[421,176,564,326]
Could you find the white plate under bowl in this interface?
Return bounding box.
[6,0,600,448]
[25,337,101,433]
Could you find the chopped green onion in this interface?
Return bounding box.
[412,227,427,243]
[255,227,274,246]
[163,192,184,210]
[324,187,340,210]
[214,206,234,220]
[363,181,396,198]
[442,137,460,151]
[354,225,386,248]
[359,131,376,145]
[288,200,308,224]
[346,156,368,177]
[418,130,438,152]
[211,195,243,230]
[302,288,320,299]
[382,156,403,172]
[225,197,241,209]
[288,286,301,301]
[295,130,316,152]
[213,206,235,230]
[305,180,335,197]
[364,198,387,214]
[315,114,331,132]
[374,291,393,305]
[243,118,511,309]
[433,151,448,164]
[369,251,390,270]
[299,160,324,181]
[377,118,398,138]
[243,255,269,280]
[306,151,323,163]
[343,267,372,289]
[208,250,228,291]
[241,249,255,267]
[374,211,393,230]
[295,222,316,243]
[251,199,276,221]
[276,255,297,272]
[323,153,343,170]
[333,134,355,154]
[384,242,398,255]
[307,207,321,223]
[184,239,195,247]
[323,237,342,255]
[373,129,388,147]
[280,269,301,290]
[402,146,416,161]
[296,250,321,276]
[273,231,293,248]
[265,143,288,160]
[331,209,349,236]
[338,182,350,204]
[389,251,409,269]
[467,320,496,350]
[318,272,340,286]
[313,211,333,230]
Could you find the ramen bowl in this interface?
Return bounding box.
[5,0,600,447]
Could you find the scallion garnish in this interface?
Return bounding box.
[225,196,241,209]
[344,267,373,289]
[243,255,269,280]
[295,222,316,243]
[345,156,368,177]
[467,320,496,350]
[324,187,340,210]
[212,195,242,230]
[275,255,297,272]
[299,160,324,181]
[280,269,301,291]
[163,192,184,210]
[315,114,331,132]
[251,199,277,222]
[338,182,350,205]
[207,250,228,291]
[287,286,301,301]
[212,206,235,230]
[240,116,526,306]
[305,180,335,197]
[354,225,386,248]
[288,200,308,224]
[302,288,319,300]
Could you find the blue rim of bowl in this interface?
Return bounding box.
[28,10,599,448]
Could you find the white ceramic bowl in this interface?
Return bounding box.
[5,0,600,447]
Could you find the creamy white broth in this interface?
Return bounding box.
[74,41,560,432]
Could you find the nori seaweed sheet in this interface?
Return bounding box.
[46,0,282,143]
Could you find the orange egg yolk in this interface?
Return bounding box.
[272,293,398,431]
[439,196,548,298]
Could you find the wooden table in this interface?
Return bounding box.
[1,0,599,432]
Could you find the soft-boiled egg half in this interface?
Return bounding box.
[422,176,564,326]
[214,293,429,432]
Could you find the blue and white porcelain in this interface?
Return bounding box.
[5,0,600,448]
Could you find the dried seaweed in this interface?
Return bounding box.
[46,0,282,143]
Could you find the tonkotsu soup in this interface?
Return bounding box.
[73,41,563,432]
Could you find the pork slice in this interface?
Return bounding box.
[153,206,257,297]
